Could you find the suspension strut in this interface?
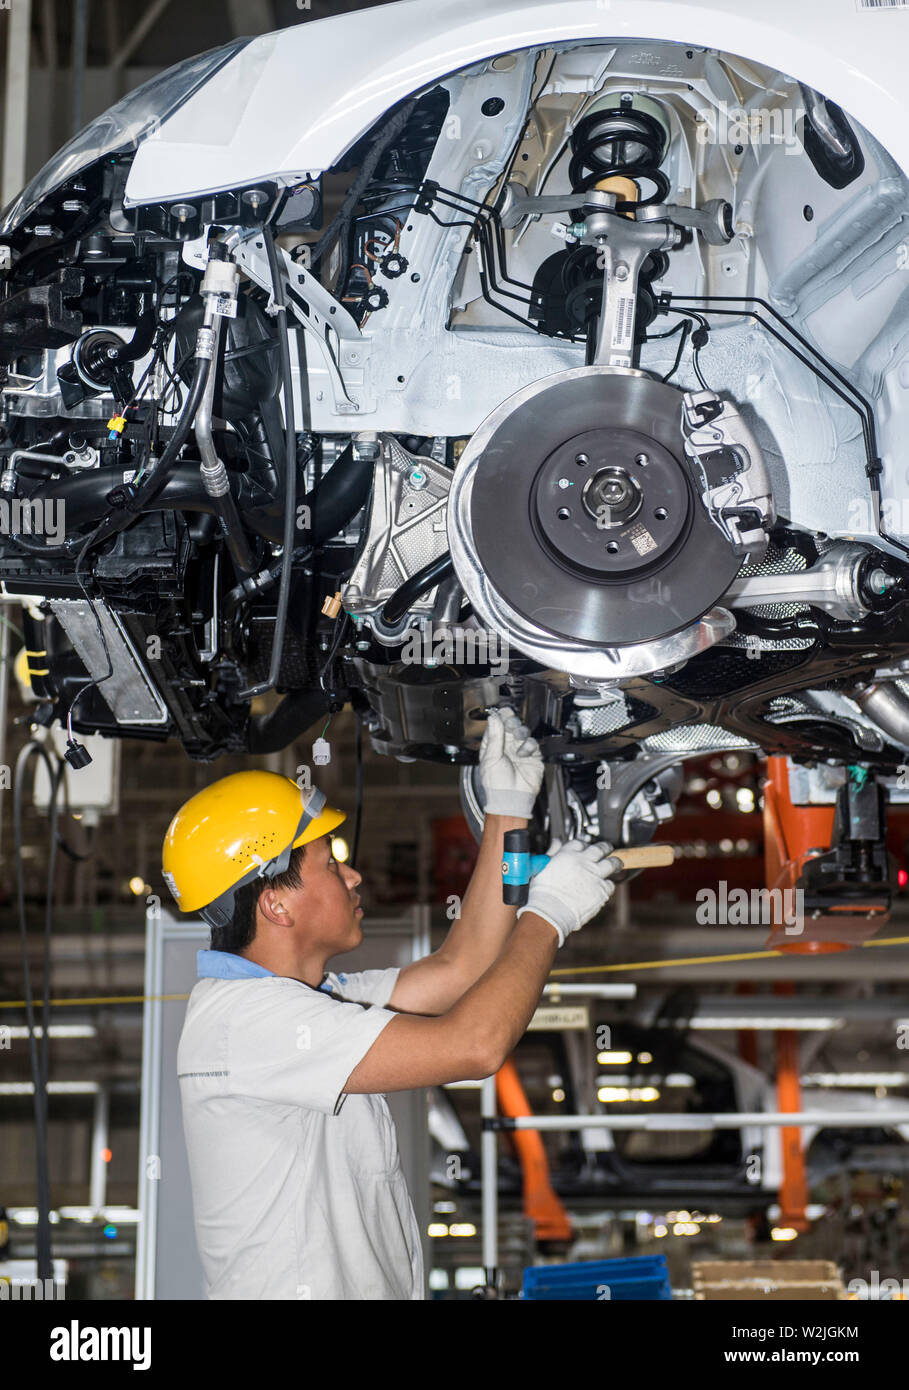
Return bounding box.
[532,93,673,359]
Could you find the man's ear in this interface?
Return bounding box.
[257,886,292,927]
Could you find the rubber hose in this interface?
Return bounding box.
[381,552,454,625]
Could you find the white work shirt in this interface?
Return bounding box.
[177,948,424,1300]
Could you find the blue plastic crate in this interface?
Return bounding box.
[522,1254,672,1301]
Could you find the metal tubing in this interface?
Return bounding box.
[480,1075,498,1288]
[1,0,33,208]
[853,681,909,749]
[499,1111,909,1130]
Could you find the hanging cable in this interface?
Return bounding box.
[62,524,116,762]
[13,740,65,1283]
[351,711,364,871]
[318,612,351,692]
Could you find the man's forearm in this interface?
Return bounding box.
[437,812,526,980]
[444,910,559,1067]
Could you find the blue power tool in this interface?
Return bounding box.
[502,828,550,906]
[501,832,672,904]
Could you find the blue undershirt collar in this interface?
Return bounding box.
[196,948,335,992]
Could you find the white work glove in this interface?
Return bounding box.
[479,707,544,819]
[517,839,621,947]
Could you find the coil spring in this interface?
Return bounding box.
[568,105,670,210]
[560,104,671,339]
[359,88,450,217]
[347,90,451,313]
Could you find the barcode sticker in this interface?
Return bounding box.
[611,294,636,350]
[857,0,909,9]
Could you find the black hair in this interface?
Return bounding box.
[209,843,307,954]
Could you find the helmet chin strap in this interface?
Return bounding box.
[200,787,327,930]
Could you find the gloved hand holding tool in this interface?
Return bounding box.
[478,706,544,818]
[503,831,676,942]
[514,838,622,946]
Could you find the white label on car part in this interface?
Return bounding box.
[627,524,658,556]
[527,1004,590,1031]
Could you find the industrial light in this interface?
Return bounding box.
[129,876,146,896]
[433,1201,456,1214]
[99,1207,140,1224]
[597,1050,632,1065]
[688,1016,844,1031]
[638,1051,653,1064]
[552,1088,565,1102]
[331,836,350,863]
[597,1086,661,1103]
[428,1223,449,1238]
[706,789,723,808]
[771,1227,799,1242]
[672,1222,700,1236]
[654,1224,668,1238]
[4,1025,96,1039]
[596,1074,693,1087]
[0,1080,100,1094]
[10,1207,139,1225]
[449,1223,477,1237]
[736,787,755,813]
[802,1073,909,1088]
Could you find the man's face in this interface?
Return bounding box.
[281,834,364,953]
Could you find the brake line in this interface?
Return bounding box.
[668,292,909,562]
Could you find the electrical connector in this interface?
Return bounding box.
[63,739,92,769]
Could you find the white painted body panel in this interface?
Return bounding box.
[125,0,909,206]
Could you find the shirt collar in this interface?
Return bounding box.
[196,948,334,992]
[197,948,273,980]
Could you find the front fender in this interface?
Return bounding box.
[124,0,909,207]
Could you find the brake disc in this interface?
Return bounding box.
[467,367,742,646]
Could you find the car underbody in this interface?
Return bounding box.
[4,25,909,870]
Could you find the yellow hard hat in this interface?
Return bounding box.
[162,770,346,928]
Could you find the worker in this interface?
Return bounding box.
[161,708,620,1300]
